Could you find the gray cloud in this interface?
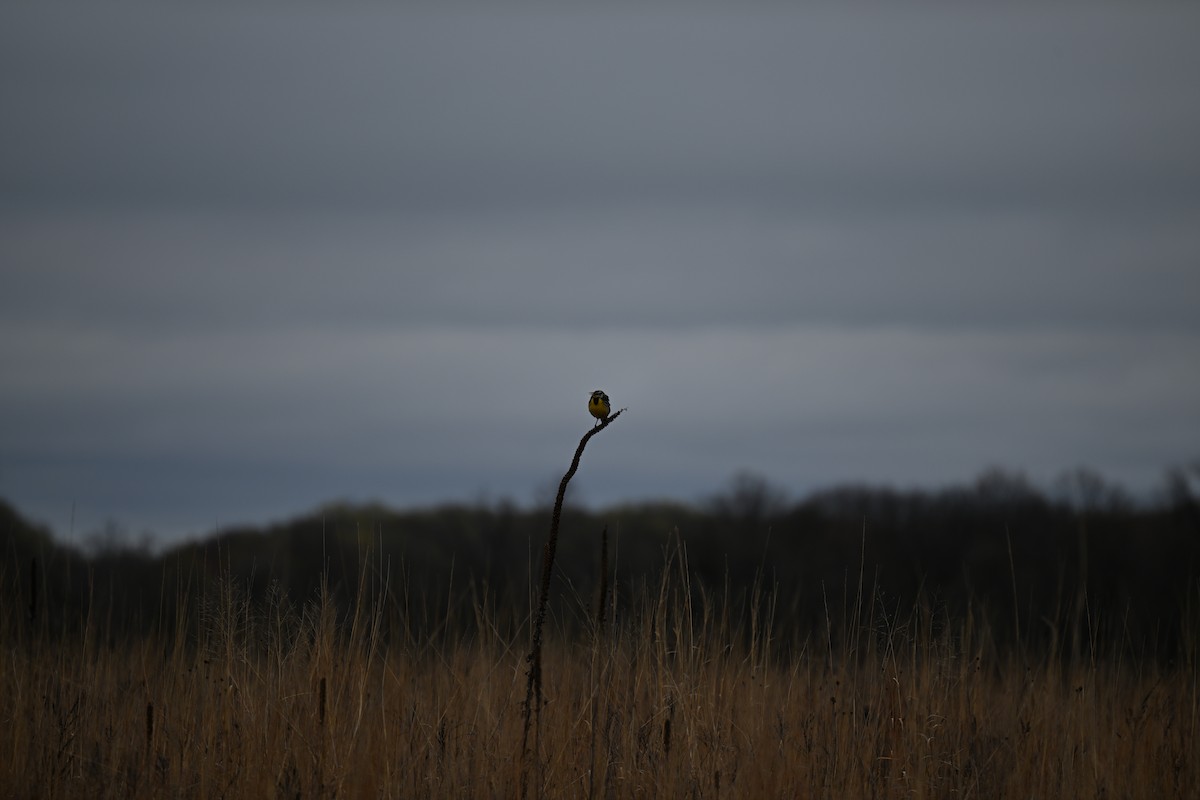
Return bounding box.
[2,2,1199,541]
[4,205,1197,333]
[4,4,1198,209]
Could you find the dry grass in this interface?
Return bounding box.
[2,548,1197,800]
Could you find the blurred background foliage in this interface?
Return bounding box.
[3,464,1198,661]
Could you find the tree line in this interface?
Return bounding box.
[3,465,1198,660]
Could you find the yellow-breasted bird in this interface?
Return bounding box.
[588,390,611,425]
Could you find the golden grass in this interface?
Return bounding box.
[2,557,1197,800]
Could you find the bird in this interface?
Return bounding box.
[588,390,611,425]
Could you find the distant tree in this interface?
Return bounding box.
[1162,459,1200,532]
[706,471,788,525]
[0,499,58,558]
[81,520,154,559]
[1054,468,1132,513]
[1162,460,1200,505]
[971,467,1044,509]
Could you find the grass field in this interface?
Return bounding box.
[2,544,1197,800]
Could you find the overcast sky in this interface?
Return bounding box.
[3,2,1199,544]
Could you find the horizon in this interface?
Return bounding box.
[8,459,1195,553]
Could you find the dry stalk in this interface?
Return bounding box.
[521,407,625,791]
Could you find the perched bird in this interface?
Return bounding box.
[588,390,611,425]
